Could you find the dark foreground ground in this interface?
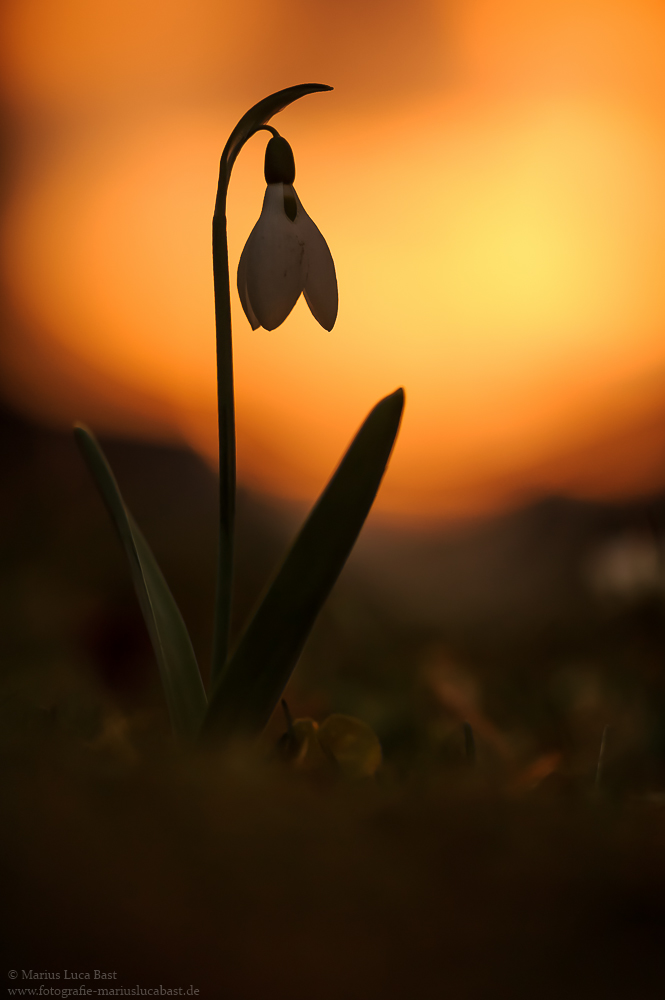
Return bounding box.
[2,403,665,997]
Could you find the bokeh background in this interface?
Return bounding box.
[7,0,665,518]
[3,0,665,775]
[4,4,665,994]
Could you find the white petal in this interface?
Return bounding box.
[237,229,260,329]
[246,183,306,331]
[293,189,338,331]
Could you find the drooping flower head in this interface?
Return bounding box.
[237,133,338,331]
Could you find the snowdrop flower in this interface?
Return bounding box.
[237,134,338,331]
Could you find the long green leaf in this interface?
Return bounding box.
[74,425,207,740]
[203,388,405,740]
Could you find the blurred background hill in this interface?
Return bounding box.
[3,398,665,786]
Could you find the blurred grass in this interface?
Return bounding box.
[2,400,665,995]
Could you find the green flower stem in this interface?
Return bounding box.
[211,202,235,687]
[210,84,333,686]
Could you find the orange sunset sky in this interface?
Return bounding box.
[3,0,665,522]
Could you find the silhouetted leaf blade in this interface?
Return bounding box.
[204,388,404,739]
[74,425,207,740]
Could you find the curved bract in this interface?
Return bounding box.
[214,83,333,213]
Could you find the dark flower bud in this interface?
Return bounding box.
[264,135,296,184]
